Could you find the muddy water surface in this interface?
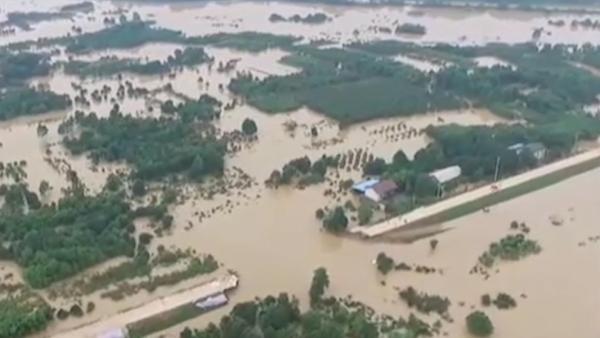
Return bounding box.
[1,1,600,338]
[5,0,600,47]
[151,162,600,338]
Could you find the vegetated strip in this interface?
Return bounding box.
[126,303,205,338]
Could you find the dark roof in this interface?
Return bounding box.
[371,180,398,196]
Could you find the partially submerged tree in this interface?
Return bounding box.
[309,267,329,306]
[242,118,258,135]
[466,311,494,337]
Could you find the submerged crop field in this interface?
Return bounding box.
[1,0,600,337]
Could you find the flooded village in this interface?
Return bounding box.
[1,0,600,338]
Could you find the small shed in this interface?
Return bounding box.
[429,166,461,184]
[97,328,128,338]
[352,178,380,194]
[195,293,228,311]
[365,180,398,202]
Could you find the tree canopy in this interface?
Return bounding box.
[0,88,71,121]
[61,97,225,182]
[466,311,494,337]
[0,192,136,288]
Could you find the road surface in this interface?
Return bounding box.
[53,274,238,338]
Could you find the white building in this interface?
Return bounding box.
[429,165,462,184]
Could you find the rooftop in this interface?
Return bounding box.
[430,165,461,184]
[370,180,398,195]
[352,178,380,193]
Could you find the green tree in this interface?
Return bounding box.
[392,150,410,167]
[481,294,491,307]
[104,173,122,191]
[429,239,439,251]
[242,118,258,135]
[322,207,348,233]
[466,311,494,337]
[309,267,329,306]
[38,180,51,196]
[376,252,395,275]
[414,174,438,199]
[189,156,205,180]
[132,180,147,196]
[363,158,387,176]
[231,301,258,326]
[357,203,373,225]
[37,123,48,137]
[139,232,154,246]
[69,304,84,317]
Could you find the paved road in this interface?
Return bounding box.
[54,274,238,338]
[351,148,600,238]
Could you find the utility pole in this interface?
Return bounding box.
[493,156,501,182]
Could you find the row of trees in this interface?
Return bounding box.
[267,155,339,188]
[63,47,211,77]
[0,51,51,86]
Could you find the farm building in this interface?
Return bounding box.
[352,178,380,193]
[429,165,462,184]
[364,180,398,202]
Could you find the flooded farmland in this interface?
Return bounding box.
[5,0,600,47]
[1,0,600,338]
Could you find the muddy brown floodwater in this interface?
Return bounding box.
[6,0,600,46]
[148,162,600,338]
[1,1,600,338]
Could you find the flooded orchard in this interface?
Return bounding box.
[1,1,600,338]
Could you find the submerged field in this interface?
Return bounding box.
[0,0,600,338]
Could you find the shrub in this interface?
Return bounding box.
[376,252,395,275]
[322,207,348,233]
[132,180,146,196]
[466,311,494,337]
[493,292,516,309]
[69,304,84,317]
[358,203,373,225]
[139,232,154,246]
[481,294,491,307]
[315,208,325,220]
[241,118,258,135]
[86,302,95,313]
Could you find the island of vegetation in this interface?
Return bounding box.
[0,88,71,121]
[61,96,225,182]
[63,47,211,77]
[269,12,331,24]
[395,23,427,35]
